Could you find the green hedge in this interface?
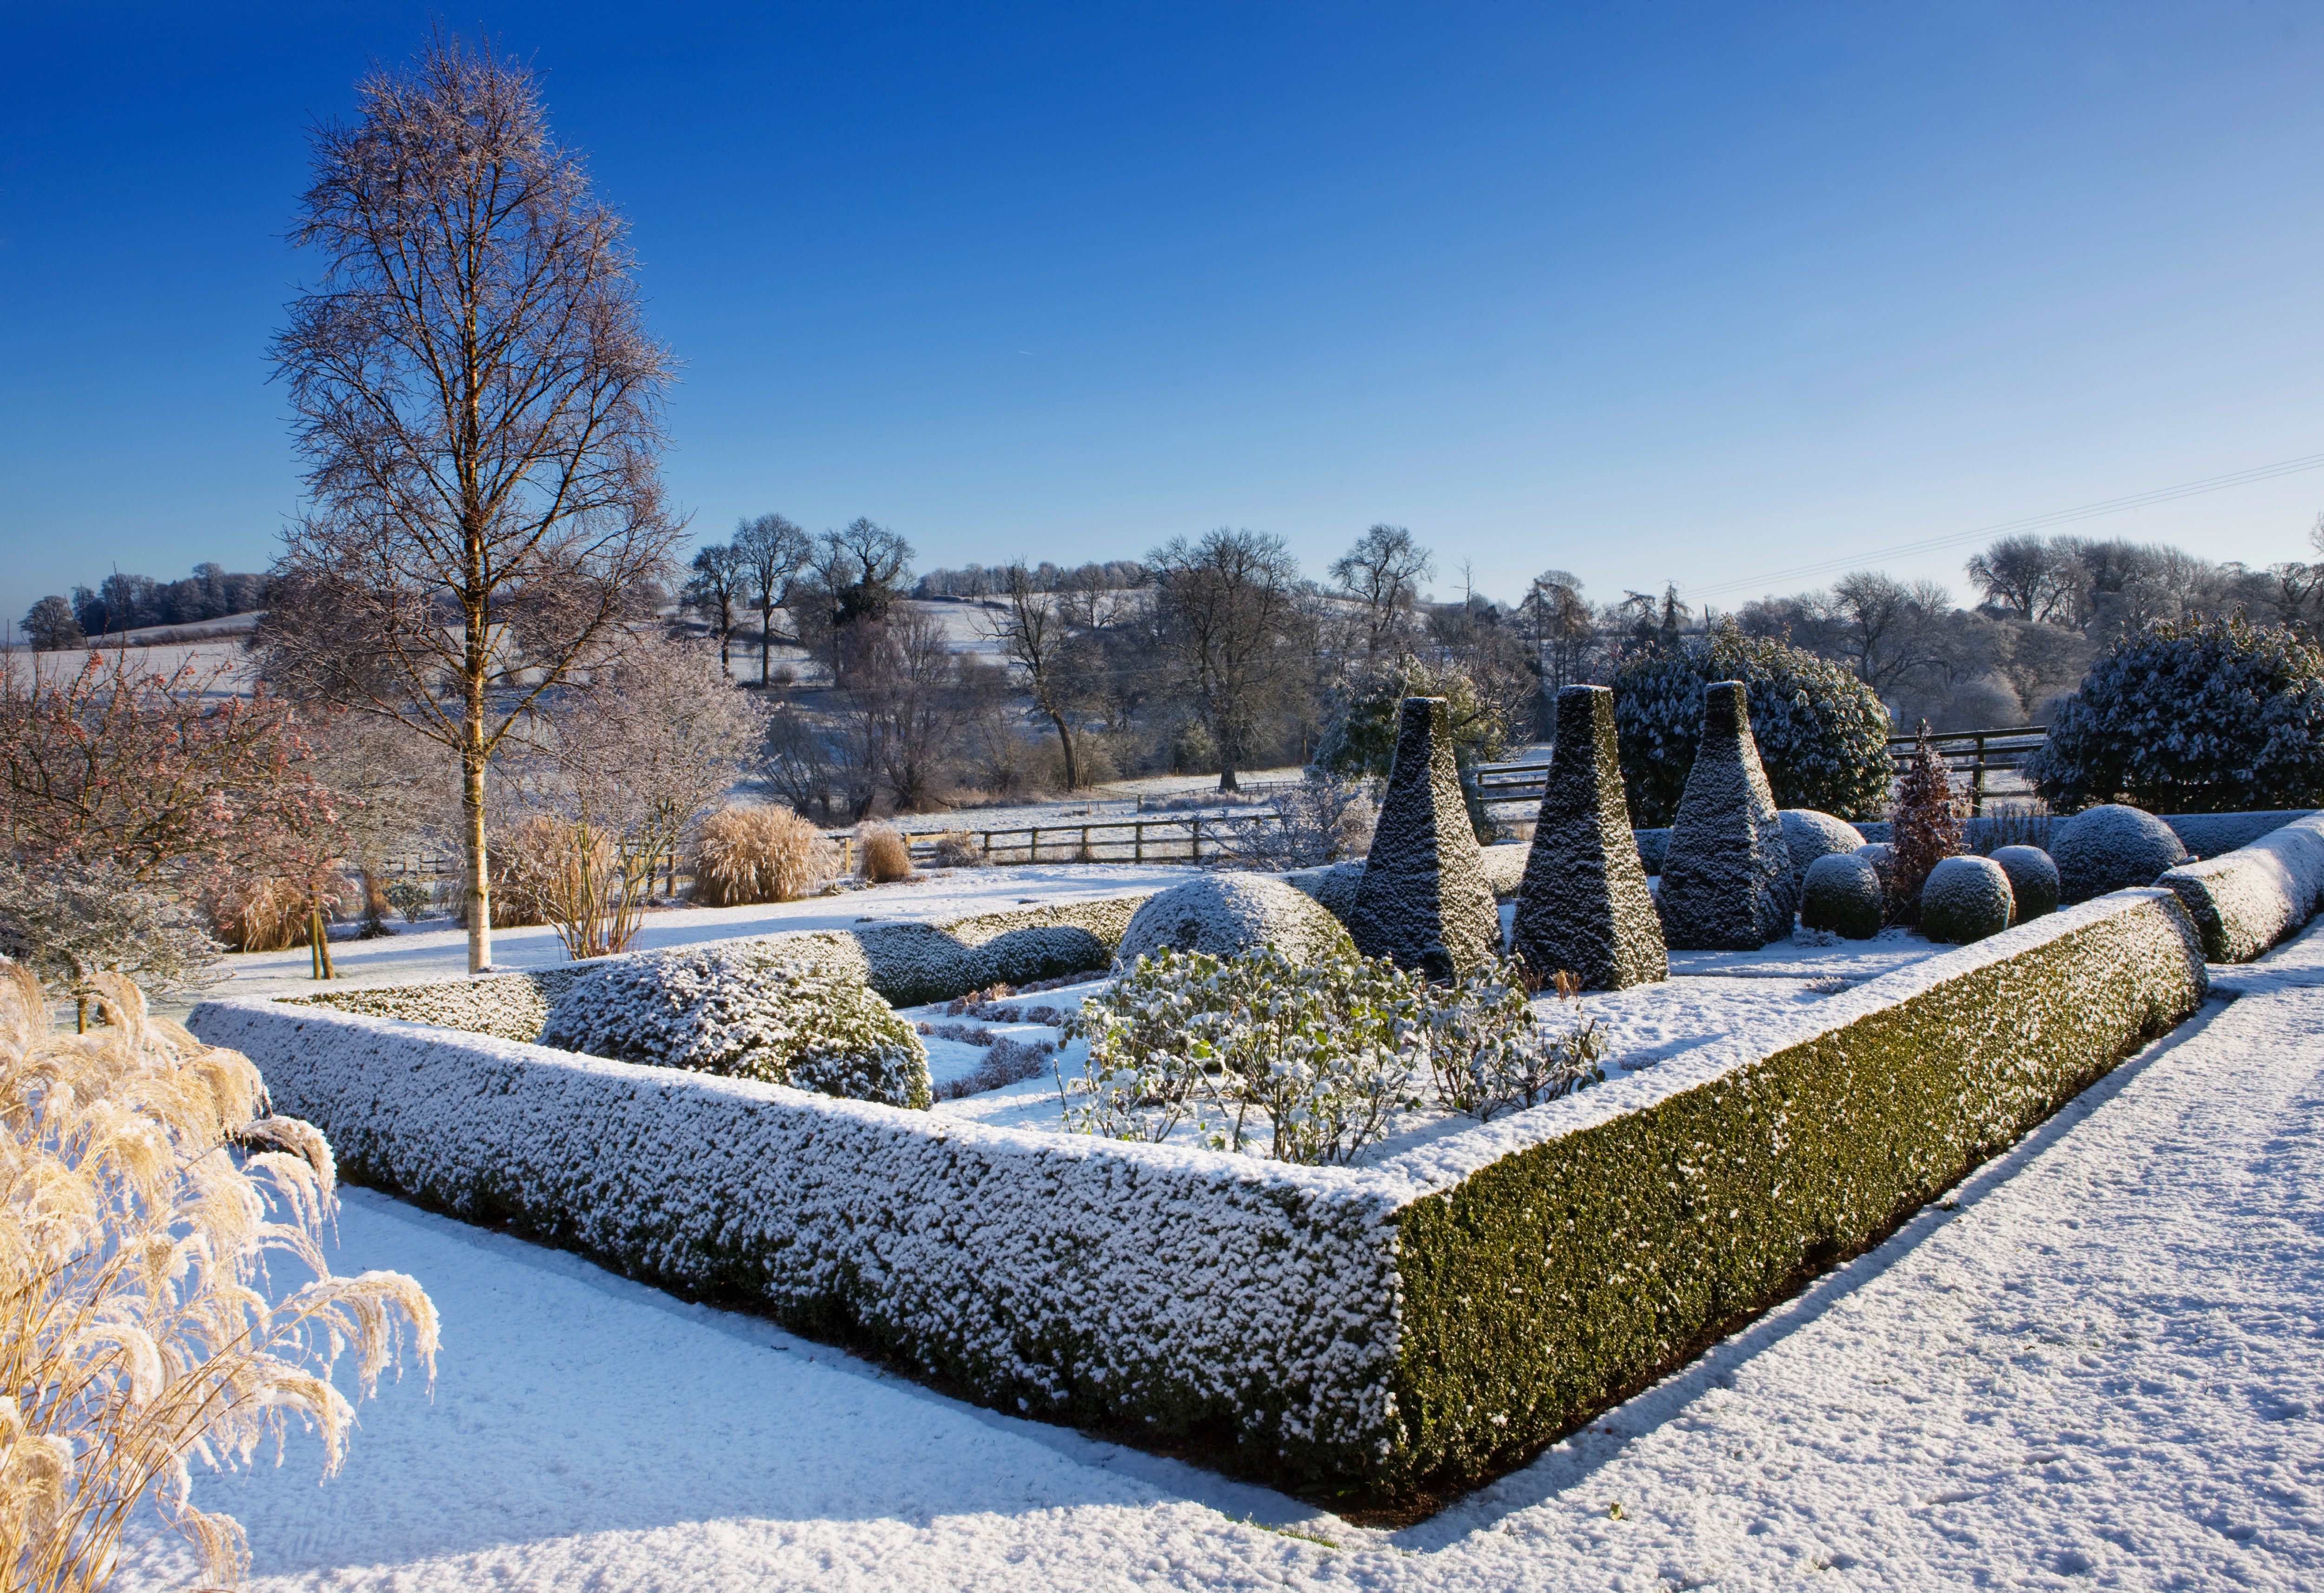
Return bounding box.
[1380,889,2205,1494]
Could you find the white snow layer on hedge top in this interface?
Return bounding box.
[538,945,932,1109]
[185,998,1408,1478]
[2159,811,2324,962]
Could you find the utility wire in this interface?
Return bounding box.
[1684,450,2324,601]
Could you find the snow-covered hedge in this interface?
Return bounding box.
[538,946,931,1108]
[199,886,2206,1500]
[2158,812,2324,962]
[284,895,1157,1037]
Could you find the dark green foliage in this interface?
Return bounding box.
[1990,845,2059,920]
[1919,855,2013,944]
[1656,683,1795,950]
[1349,698,1502,977]
[2052,803,2188,906]
[1510,686,1666,990]
[2028,613,2324,814]
[1798,853,1884,939]
[1384,893,2206,1495]
[1614,621,1893,829]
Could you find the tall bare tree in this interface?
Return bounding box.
[265,31,682,974]
[1330,523,1435,662]
[982,563,1084,789]
[1149,528,1306,792]
[734,512,812,684]
[686,542,747,675]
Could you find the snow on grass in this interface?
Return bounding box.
[113,922,2324,1590]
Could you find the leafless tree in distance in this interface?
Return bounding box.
[264,31,682,973]
[1149,529,1307,792]
[735,513,813,684]
[983,563,1085,789]
[1330,524,1435,662]
[686,542,747,675]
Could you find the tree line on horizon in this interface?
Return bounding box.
[19,564,271,650]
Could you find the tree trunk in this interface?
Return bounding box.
[1047,710,1079,790]
[760,605,772,686]
[464,730,492,975]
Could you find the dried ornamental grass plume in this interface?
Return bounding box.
[856,823,913,883]
[691,807,838,907]
[0,963,439,1591]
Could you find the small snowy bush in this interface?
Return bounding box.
[1779,810,1866,897]
[539,946,932,1108]
[1919,855,2013,945]
[1798,853,1884,940]
[2052,803,2188,905]
[1990,845,2059,921]
[1113,874,1355,970]
[2029,613,2324,814]
[1614,621,1893,828]
[1064,946,1604,1162]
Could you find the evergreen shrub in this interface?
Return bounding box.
[2028,613,2324,814]
[1614,622,1893,828]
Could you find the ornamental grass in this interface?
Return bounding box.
[690,807,838,907]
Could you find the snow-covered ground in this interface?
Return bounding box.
[115,923,2324,1589]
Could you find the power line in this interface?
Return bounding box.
[1684,450,2324,601]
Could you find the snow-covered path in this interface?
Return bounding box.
[119,929,2324,1590]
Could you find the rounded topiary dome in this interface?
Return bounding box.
[1920,855,2015,944]
[1989,845,2059,921]
[2051,804,2188,905]
[1780,809,1866,896]
[1799,852,1884,940]
[1115,874,1356,971]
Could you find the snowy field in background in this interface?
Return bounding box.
[114,923,2324,1590]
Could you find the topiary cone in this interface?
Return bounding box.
[1657,681,1796,950]
[1348,697,1503,978]
[1510,685,1667,989]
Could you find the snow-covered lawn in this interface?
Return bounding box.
[113,928,2324,1589]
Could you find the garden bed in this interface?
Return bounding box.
[191,885,2205,1504]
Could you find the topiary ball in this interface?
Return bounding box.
[1920,855,2015,944]
[1988,845,2059,922]
[1115,874,1356,970]
[2051,804,2189,905]
[1799,852,1884,939]
[1780,809,1867,896]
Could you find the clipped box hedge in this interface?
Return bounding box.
[2158,812,2324,963]
[199,887,2205,1500]
[285,895,1155,1040]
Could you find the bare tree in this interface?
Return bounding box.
[734,513,812,685]
[687,542,747,674]
[265,32,682,974]
[1827,571,1953,692]
[1149,529,1306,792]
[1330,524,1435,661]
[1966,534,2072,623]
[842,610,961,812]
[20,597,84,653]
[983,564,1086,788]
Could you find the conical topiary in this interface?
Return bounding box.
[1510,685,1667,989]
[1656,681,1796,950]
[1348,697,1502,977]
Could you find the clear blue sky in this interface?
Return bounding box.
[6,1,2324,630]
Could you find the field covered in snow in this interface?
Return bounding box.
[116,922,2324,1591]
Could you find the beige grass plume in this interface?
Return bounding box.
[0,963,439,1590]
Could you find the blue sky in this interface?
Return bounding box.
[5,2,2324,629]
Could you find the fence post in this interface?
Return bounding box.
[1134,821,1144,864]
[1191,815,1201,863]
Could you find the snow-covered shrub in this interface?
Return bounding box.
[1798,852,1884,939]
[384,878,434,921]
[1064,945,1422,1162]
[2028,613,2324,814]
[1779,810,1865,897]
[1349,697,1504,976]
[1216,769,1377,870]
[1990,845,2059,921]
[538,946,932,1108]
[2158,811,2324,962]
[1920,855,2013,944]
[692,805,838,906]
[1284,859,1364,924]
[0,854,223,1022]
[1114,874,1354,971]
[1614,621,1893,828]
[1886,729,1964,924]
[857,823,913,883]
[1657,682,1795,951]
[2052,803,2189,905]
[286,965,587,1042]
[1423,963,1606,1122]
[1065,946,1605,1159]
